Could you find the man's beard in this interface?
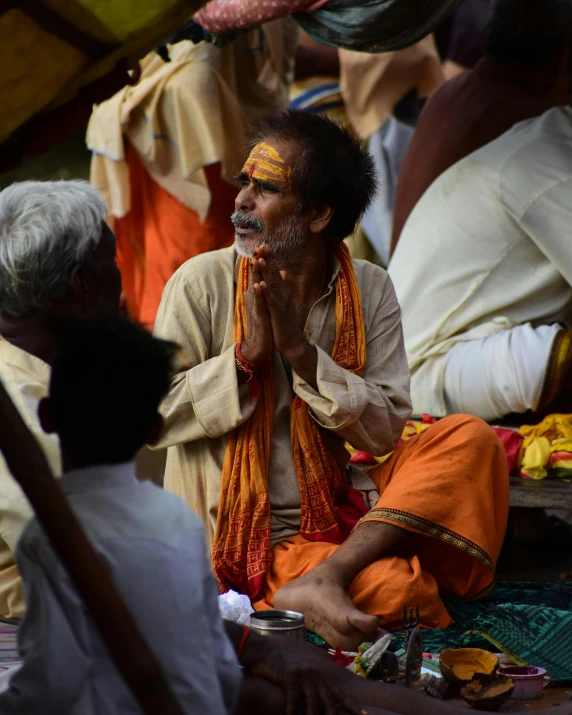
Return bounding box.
[231,210,307,268]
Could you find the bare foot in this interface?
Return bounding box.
[274,562,380,650]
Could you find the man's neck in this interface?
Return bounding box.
[484,56,571,102]
[0,313,57,365]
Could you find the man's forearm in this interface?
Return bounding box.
[223,620,272,671]
[225,619,507,715]
[332,669,487,715]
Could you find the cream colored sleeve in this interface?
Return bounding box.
[293,275,412,456]
[0,529,92,713]
[0,465,33,619]
[153,269,257,449]
[0,374,60,558]
[0,368,61,619]
[0,469,33,554]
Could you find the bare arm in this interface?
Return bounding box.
[226,621,557,715]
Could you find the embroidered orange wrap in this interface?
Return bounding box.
[213,243,368,598]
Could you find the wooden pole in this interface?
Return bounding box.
[0,379,186,715]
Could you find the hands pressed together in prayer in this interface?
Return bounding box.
[240,246,318,387]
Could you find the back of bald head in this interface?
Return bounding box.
[485,0,572,68]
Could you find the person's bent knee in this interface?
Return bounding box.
[438,413,491,435]
[438,414,506,462]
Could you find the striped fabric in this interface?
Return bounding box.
[289,77,345,121]
[0,620,19,664]
[0,620,20,693]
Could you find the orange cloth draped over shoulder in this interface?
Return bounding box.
[212,243,369,599]
[114,143,236,329]
[253,413,509,630]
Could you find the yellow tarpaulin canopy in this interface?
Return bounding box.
[0,0,204,147]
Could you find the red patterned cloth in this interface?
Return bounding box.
[195,0,329,34]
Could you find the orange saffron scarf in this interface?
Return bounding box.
[213,243,368,598]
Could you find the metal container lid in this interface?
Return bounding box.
[250,610,305,630]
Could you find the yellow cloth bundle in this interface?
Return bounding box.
[518,414,572,481]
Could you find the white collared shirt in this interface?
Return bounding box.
[0,462,241,714]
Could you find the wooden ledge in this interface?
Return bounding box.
[509,476,572,509]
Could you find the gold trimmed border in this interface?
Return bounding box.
[359,507,494,572]
[538,328,572,411]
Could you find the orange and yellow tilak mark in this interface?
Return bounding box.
[243,142,292,190]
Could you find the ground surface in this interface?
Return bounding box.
[449,685,571,711]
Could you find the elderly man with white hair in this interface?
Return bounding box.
[0,180,121,621]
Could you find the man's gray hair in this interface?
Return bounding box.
[0,180,107,318]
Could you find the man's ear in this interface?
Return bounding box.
[38,397,56,435]
[146,413,164,447]
[309,203,334,234]
[68,264,91,314]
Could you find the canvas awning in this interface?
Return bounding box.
[0,0,205,171]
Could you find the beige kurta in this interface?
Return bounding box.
[339,35,444,141]
[0,336,61,619]
[154,247,412,548]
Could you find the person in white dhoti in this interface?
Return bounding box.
[389,106,572,421]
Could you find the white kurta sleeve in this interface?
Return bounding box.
[518,177,572,287]
[200,549,242,713]
[293,275,412,456]
[0,532,91,715]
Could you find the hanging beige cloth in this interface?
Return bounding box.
[87,19,298,221]
[339,35,444,140]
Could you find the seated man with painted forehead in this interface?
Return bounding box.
[154,110,509,650]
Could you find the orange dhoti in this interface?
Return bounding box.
[114,143,236,329]
[253,415,509,630]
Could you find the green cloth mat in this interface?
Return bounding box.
[423,581,572,682]
[307,582,572,682]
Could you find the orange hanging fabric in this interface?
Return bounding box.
[212,242,368,598]
[114,144,235,330]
